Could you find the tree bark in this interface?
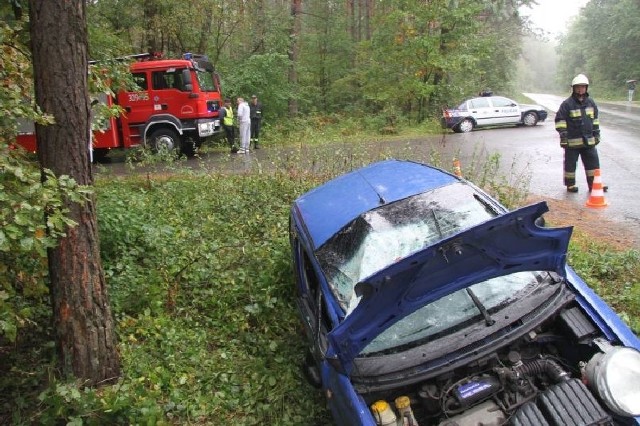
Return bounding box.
[346,0,355,40]
[28,0,121,386]
[143,0,160,52]
[365,0,373,40]
[288,0,301,115]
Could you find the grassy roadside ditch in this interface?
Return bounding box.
[2,143,639,424]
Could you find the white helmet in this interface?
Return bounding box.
[572,74,590,86]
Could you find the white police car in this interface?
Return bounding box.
[442,93,548,133]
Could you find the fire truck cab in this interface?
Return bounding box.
[17,52,223,159]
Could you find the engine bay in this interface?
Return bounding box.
[364,305,636,425]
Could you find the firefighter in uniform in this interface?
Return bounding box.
[249,94,262,149]
[555,74,606,193]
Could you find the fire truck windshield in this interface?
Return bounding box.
[197,71,218,92]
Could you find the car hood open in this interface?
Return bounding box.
[327,202,573,374]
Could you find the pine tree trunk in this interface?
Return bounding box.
[288,0,301,115]
[28,0,121,386]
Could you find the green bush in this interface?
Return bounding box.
[568,240,640,334]
[0,147,90,342]
[2,172,330,425]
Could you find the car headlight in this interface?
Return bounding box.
[585,346,640,417]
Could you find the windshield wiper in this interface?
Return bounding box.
[473,193,498,215]
[465,288,495,326]
[430,209,443,238]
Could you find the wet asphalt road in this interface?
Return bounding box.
[97,94,640,245]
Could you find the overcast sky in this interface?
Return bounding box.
[520,0,590,36]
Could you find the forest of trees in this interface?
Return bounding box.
[519,0,640,97]
[5,0,639,128]
[85,0,640,117]
[83,0,534,122]
[557,0,640,97]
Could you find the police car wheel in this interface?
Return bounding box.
[522,112,538,127]
[457,119,474,133]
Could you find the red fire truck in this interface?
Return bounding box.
[16,52,223,159]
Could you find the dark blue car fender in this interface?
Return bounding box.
[323,360,373,425]
[565,266,640,349]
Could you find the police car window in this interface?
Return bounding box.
[469,98,490,108]
[491,97,516,107]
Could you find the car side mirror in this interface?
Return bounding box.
[182,69,192,92]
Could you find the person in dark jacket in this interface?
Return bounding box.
[555,74,607,193]
[249,94,262,149]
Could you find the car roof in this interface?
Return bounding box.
[468,95,513,102]
[130,58,193,72]
[292,159,458,249]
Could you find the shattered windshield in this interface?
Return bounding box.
[360,270,548,354]
[315,183,498,313]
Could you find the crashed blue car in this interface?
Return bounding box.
[289,159,640,426]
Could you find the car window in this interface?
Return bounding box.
[491,97,516,108]
[360,270,548,354]
[315,182,498,312]
[456,101,468,111]
[132,73,148,90]
[468,97,490,109]
[196,69,218,92]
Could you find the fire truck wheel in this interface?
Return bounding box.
[148,128,180,154]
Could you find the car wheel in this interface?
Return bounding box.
[457,119,474,133]
[147,128,181,154]
[523,112,538,126]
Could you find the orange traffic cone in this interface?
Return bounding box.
[453,159,462,178]
[586,169,608,208]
